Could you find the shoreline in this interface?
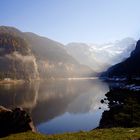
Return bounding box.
[0,80,25,85]
[0,77,98,85]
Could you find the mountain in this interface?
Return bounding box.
[102,39,140,78]
[66,38,136,72]
[24,32,94,78]
[0,26,135,80]
[0,26,39,80]
[0,26,93,80]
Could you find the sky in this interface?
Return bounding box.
[1,0,140,44]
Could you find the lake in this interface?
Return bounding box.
[0,78,109,134]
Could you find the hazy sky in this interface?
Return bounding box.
[1,0,140,44]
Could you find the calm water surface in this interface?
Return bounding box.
[0,78,109,134]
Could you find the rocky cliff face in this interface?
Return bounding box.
[0,26,39,80]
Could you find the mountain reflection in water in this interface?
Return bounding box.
[0,78,109,134]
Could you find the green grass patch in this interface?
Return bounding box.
[1,128,140,140]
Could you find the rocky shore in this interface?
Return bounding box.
[99,87,140,128]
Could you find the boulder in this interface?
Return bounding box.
[0,106,36,137]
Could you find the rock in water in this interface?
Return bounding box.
[0,106,36,137]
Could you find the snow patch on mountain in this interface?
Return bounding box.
[66,38,136,72]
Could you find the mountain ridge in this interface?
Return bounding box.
[66,38,136,72]
[102,39,140,78]
[0,26,94,80]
